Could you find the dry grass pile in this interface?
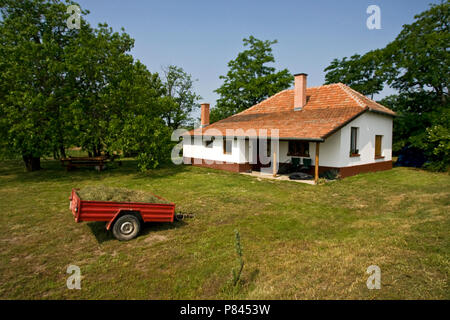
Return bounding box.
[77,185,170,204]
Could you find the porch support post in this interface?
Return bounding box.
[315,142,320,184]
[273,150,277,177]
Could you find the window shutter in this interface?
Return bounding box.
[375,135,382,157]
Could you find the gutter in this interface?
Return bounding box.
[368,108,397,117]
[185,134,324,142]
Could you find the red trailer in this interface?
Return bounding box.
[69,188,175,240]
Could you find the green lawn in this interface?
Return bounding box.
[0,160,448,299]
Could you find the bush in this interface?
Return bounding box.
[423,124,450,172]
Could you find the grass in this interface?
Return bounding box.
[0,159,448,299]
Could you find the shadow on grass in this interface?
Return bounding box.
[140,219,188,237]
[86,219,188,244]
[86,222,114,243]
[130,162,188,181]
[1,159,189,185]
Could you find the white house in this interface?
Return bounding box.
[183,73,395,181]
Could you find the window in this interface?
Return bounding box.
[375,135,383,158]
[288,141,309,157]
[223,138,232,154]
[350,127,359,155]
[204,137,214,148]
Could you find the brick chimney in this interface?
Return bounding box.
[294,73,308,111]
[200,103,210,127]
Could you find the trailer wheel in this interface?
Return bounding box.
[112,214,141,241]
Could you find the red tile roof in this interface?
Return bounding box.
[188,83,396,140]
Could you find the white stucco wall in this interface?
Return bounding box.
[308,130,342,167]
[305,112,393,167]
[337,112,393,167]
[183,136,248,164]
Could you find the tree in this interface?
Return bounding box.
[66,24,171,168]
[211,36,293,122]
[382,1,449,105]
[324,2,449,102]
[160,65,201,130]
[382,1,449,170]
[324,50,386,98]
[424,114,450,171]
[107,61,172,170]
[0,0,86,170]
[0,0,175,171]
[379,92,440,151]
[66,22,137,157]
[324,1,449,170]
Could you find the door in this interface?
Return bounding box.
[251,139,271,171]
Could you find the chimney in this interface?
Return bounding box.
[200,103,210,127]
[294,73,308,110]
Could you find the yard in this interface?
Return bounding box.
[0,160,448,299]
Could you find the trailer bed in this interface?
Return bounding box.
[69,188,175,240]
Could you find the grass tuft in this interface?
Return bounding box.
[77,185,170,204]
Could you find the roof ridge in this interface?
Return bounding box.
[237,83,362,116]
[351,87,392,110]
[306,83,339,90]
[239,89,291,115]
[337,83,367,109]
[239,83,344,115]
[275,83,342,91]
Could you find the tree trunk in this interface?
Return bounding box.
[92,144,102,157]
[59,145,66,159]
[22,155,41,172]
[97,143,102,157]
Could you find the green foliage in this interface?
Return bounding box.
[0,0,86,169]
[100,60,171,171]
[231,230,244,286]
[211,36,293,122]
[161,65,201,129]
[423,108,450,171]
[324,50,386,98]
[0,0,187,171]
[382,1,449,102]
[379,92,440,152]
[324,1,450,170]
[116,115,172,171]
[66,21,139,157]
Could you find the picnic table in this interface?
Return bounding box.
[60,156,108,171]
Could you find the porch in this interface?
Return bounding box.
[240,170,317,185]
[247,138,322,183]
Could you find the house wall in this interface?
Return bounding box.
[278,134,341,167]
[337,112,392,167]
[307,112,393,168]
[183,136,248,164]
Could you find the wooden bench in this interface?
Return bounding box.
[60,156,108,172]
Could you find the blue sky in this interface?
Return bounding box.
[76,0,437,108]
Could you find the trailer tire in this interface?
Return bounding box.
[112,214,141,241]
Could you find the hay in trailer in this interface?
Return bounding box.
[77,185,170,204]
